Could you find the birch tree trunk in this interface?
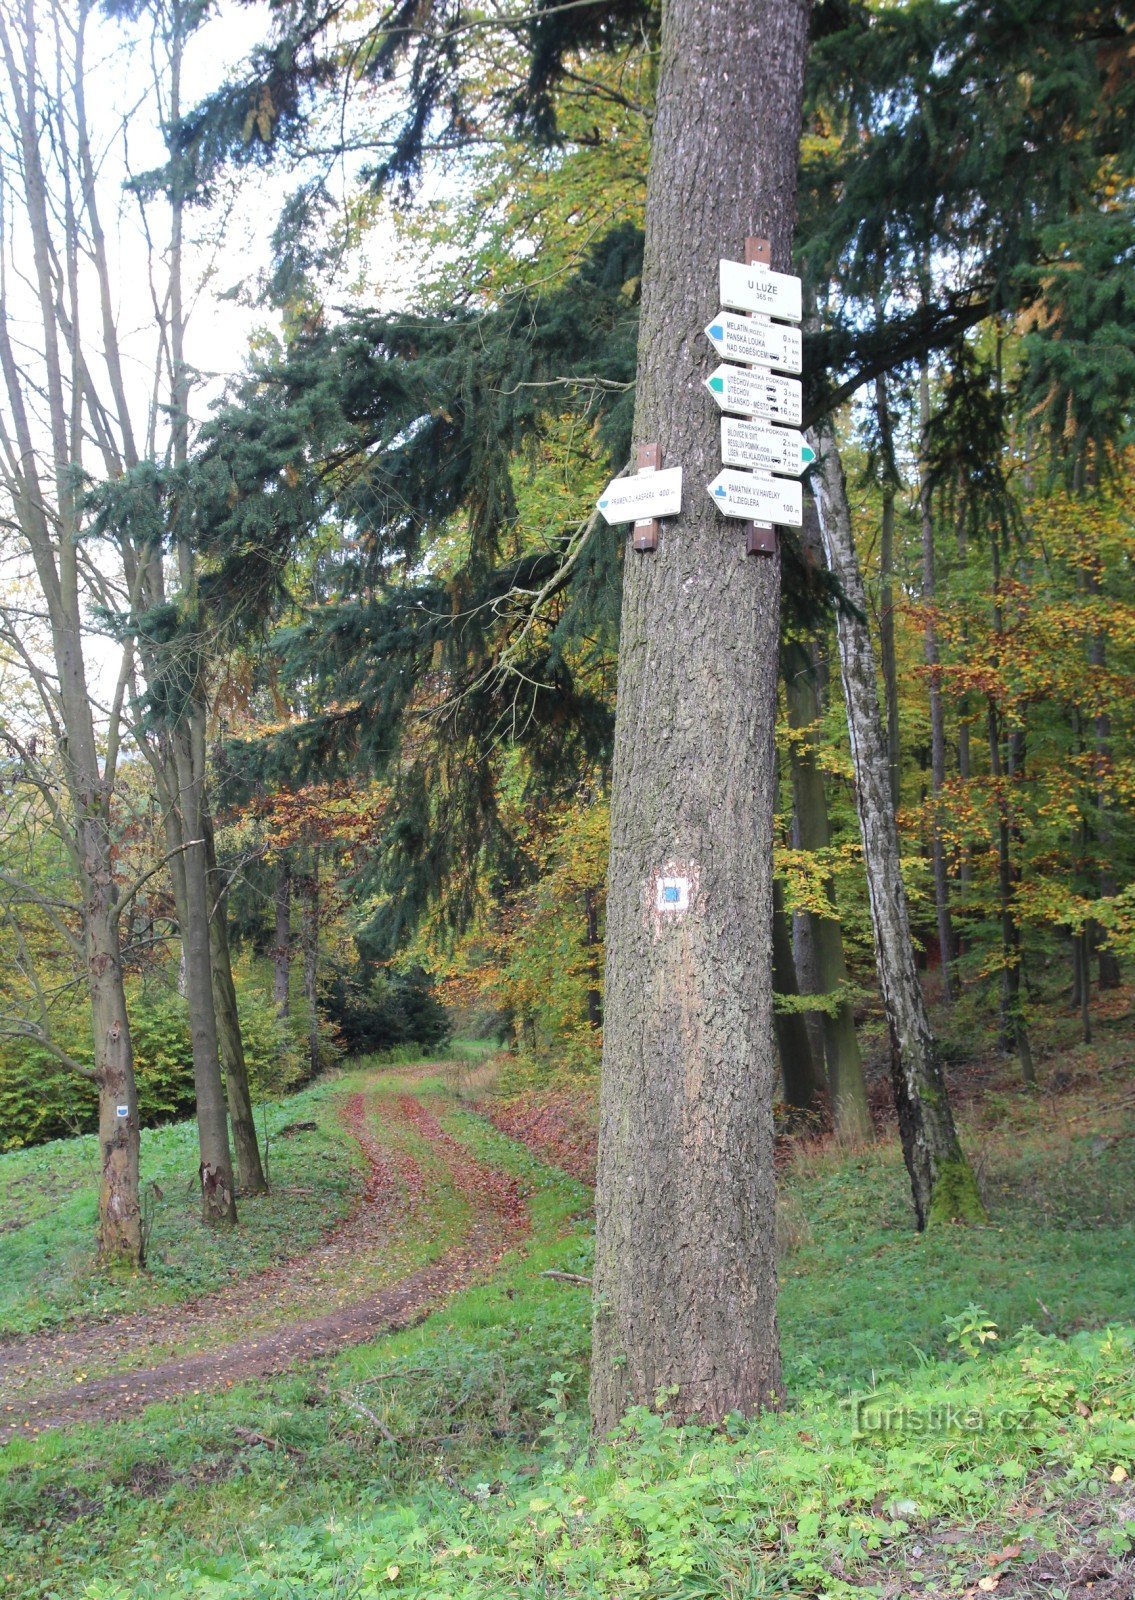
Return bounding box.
[590,0,810,1432]
[810,419,984,1227]
[875,378,901,812]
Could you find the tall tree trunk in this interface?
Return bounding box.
[1088,615,1120,990]
[203,806,267,1194]
[875,377,901,812]
[301,849,321,1076]
[584,887,602,1029]
[171,722,237,1223]
[0,0,144,1264]
[789,755,825,1066]
[918,366,956,999]
[1075,928,1092,1043]
[987,535,1035,1086]
[590,0,810,1432]
[783,636,871,1140]
[273,861,292,1018]
[84,815,144,1265]
[159,15,242,1212]
[773,879,822,1109]
[954,499,973,944]
[810,420,984,1228]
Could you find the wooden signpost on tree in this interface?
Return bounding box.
[589,0,812,1432]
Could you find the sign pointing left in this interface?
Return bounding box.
[597,464,683,525]
[704,311,802,374]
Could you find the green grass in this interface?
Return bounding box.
[777,1112,1135,1388]
[0,1061,1133,1597]
[0,1077,365,1339]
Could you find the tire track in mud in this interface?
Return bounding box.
[0,1085,528,1443]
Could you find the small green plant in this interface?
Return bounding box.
[944,1303,1000,1358]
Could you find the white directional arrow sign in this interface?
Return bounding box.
[719,259,802,321]
[704,364,802,426]
[720,416,816,477]
[707,468,802,527]
[596,465,682,525]
[704,312,802,374]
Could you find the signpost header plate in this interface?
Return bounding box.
[719,258,802,321]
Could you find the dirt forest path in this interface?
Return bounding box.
[0,1072,527,1444]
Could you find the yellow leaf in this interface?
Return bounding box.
[386,1565,400,1581]
[1111,1465,1129,1483]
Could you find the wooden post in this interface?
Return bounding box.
[632,442,662,551]
[742,236,778,558]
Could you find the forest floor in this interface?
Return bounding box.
[1,1022,1134,1598]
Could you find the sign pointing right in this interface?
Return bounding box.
[720,416,815,477]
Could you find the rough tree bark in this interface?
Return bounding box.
[589,0,811,1432]
[809,418,984,1227]
[783,634,871,1141]
[85,814,143,1264]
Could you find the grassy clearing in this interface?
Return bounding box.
[0,1056,1132,1597]
[0,1076,369,1340]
